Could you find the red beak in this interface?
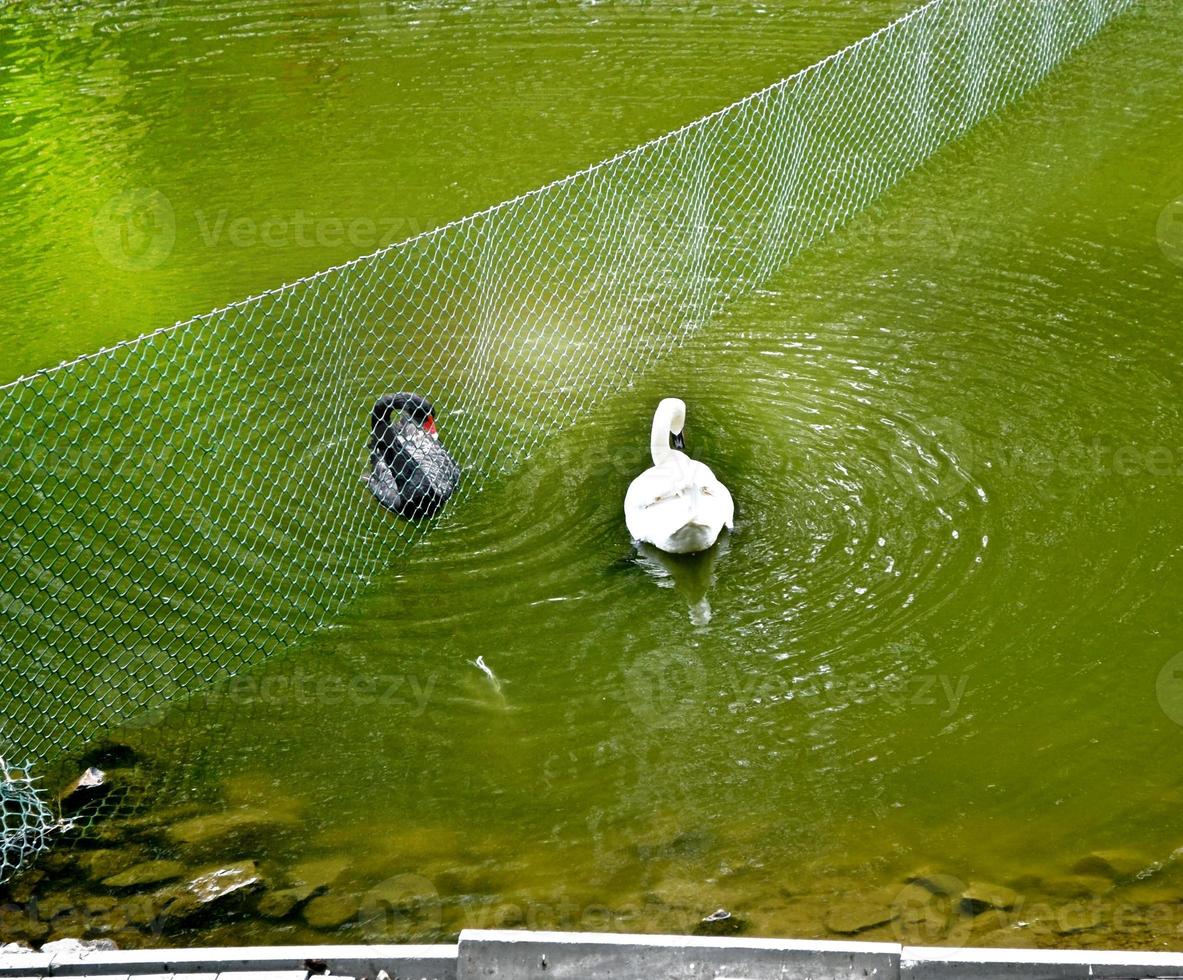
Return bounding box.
[424,415,438,437]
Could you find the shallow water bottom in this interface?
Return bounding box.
[8,773,1183,953]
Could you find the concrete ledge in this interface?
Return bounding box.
[456,930,899,979]
[11,937,1183,980]
[0,954,53,979]
[113,975,218,980]
[900,944,1183,979]
[14,946,455,980]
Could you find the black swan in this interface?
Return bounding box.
[367,392,460,519]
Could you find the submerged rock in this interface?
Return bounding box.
[693,908,746,936]
[41,938,119,954]
[357,874,442,935]
[167,809,296,859]
[893,882,946,917]
[185,861,264,903]
[0,905,48,944]
[76,847,146,882]
[103,860,187,889]
[4,869,45,906]
[122,893,164,929]
[303,892,362,930]
[1042,874,1115,899]
[961,881,1018,914]
[116,803,204,841]
[58,768,108,812]
[892,881,972,945]
[905,869,965,898]
[1072,849,1148,881]
[35,893,76,920]
[257,885,319,921]
[77,739,142,770]
[287,856,351,892]
[1054,903,1105,935]
[824,901,897,935]
[156,860,265,926]
[36,850,77,876]
[43,911,91,945]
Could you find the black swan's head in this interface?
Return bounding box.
[372,392,437,440]
[371,392,440,469]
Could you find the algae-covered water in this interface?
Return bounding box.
[2,0,1183,954]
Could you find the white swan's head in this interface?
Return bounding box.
[650,397,687,464]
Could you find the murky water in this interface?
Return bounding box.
[3,0,1183,954]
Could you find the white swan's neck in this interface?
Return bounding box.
[650,397,686,466]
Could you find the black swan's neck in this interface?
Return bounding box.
[371,395,399,439]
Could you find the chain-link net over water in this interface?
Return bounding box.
[0,760,54,882]
[0,0,1135,881]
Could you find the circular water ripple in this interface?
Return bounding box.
[668,315,989,658]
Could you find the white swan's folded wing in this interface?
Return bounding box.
[625,467,700,541]
[625,454,733,553]
[690,459,735,530]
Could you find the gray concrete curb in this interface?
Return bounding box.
[456,929,897,978]
[899,944,1183,979]
[5,936,1183,980]
[0,946,456,980]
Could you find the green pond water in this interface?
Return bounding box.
[3,0,1183,952]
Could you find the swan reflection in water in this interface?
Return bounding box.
[634,532,731,626]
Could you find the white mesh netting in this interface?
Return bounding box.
[0,759,54,882]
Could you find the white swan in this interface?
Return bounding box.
[624,398,734,554]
